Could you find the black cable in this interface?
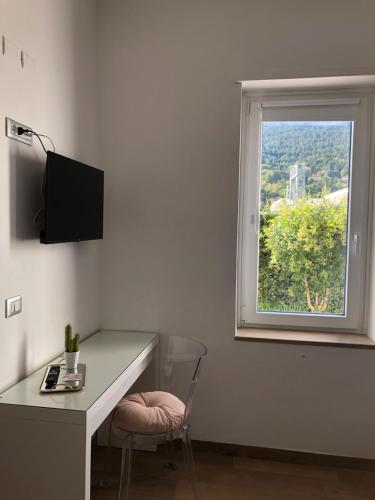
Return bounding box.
[17,126,54,226]
[17,127,55,154]
[31,131,47,154]
[35,133,56,153]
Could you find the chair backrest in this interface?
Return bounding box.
[158,335,207,428]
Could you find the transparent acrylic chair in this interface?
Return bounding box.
[103,335,207,500]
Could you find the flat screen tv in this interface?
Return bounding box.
[40,152,104,244]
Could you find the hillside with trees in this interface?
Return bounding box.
[260,121,351,206]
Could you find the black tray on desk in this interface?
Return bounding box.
[40,363,86,393]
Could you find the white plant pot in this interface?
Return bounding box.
[65,351,80,370]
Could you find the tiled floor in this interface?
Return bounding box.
[91,444,375,500]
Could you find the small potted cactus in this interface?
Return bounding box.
[64,324,80,370]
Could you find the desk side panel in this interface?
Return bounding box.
[0,414,88,500]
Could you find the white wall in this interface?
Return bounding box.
[0,0,101,391]
[2,0,375,460]
[97,0,375,458]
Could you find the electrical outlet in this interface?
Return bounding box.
[5,117,33,145]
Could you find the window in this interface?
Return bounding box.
[237,90,373,332]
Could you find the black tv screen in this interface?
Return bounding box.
[40,152,104,244]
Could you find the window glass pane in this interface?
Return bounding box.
[257,121,352,316]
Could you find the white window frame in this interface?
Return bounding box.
[237,89,374,333]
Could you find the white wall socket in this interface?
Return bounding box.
[5,117,33,145]
[5,296,22,318]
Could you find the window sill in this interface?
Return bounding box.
[235,328,375,349]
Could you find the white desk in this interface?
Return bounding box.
[0,330,159,500]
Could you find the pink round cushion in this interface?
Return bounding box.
[113,391,185,434]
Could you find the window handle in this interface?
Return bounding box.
[250,213,259,234]
[353,232,360,256]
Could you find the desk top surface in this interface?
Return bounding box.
[0,330,158,413]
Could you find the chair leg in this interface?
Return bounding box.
[182,430,202,500]
[165,432,176,470]
[118,434,134,500]
[100,412,114,488]
[125,436,134,500]
[181,432,189,468]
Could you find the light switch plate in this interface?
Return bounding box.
[5,117,33,145]
[5,296,22,318]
